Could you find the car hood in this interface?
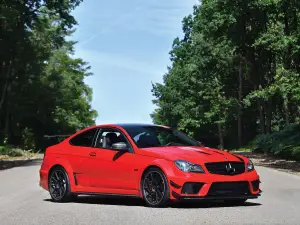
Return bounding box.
[138,146,248,164]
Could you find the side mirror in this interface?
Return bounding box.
[112,142,129,152]
[197,141,204,147]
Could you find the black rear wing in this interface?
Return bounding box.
[44,135,71,148]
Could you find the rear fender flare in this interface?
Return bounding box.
[49,157,76,192]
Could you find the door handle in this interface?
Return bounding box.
[89,152,96,157]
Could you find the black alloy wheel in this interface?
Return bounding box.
[142,168,170,207]
[48,166,75,202]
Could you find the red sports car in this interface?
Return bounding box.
[39,123,261,207]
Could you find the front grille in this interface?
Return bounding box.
[207,181,250,196]
[181,182,204,194]
[251,180,260,192]
[205,162,245,175]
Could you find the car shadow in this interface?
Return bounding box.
[44,195,261,209]
[169,201,261,209]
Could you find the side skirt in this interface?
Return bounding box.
[73,192,141,198]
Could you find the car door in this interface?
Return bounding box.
[90,128,140,193]
[67,128,99,188]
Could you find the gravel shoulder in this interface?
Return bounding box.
[0,154,43,170]
[235,151,300,175]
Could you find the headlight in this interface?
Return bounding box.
[174,160,205,173]
[247,160,254,172]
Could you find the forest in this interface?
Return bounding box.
[0,0,97,151]
[151,0,300,160]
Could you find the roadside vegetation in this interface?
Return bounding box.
[252,124,300,160]
[0,0,97,152]
[0,145,42,160]
[151,1,300,160]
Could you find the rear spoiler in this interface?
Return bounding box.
[44,135,72,138]
[43,135,72,148]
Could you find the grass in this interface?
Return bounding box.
[0,146,43,160]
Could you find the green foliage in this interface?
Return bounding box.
[151,0,300,155]
[253,124,300,160]
[0,146,23,157]
[0,0,97,151]
[22,128,36,151]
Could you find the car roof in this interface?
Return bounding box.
[95,123,170,129]
[117,123,160,128]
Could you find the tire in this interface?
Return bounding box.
[224,199,247,206]
[48,166,76,202]
[141,167,170,207]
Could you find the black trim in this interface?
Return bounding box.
[195,151,211,155]
[92,128,101,147]
[251,180,260,192]
[116,123,159,128]
[170,180,182,189]
[172,191,261,201]
[93,127,103,148]
[209,150,225,155]
[207,181,249,196]
[232,153,244,162]
[73,173,78,186]
[181,182,204,194]
[205,162,246,175]
[73,192,139,198]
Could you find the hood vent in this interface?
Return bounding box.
[194,150,211,155]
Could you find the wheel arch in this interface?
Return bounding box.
[48,159,76,192]
[48,164,68,178]
[141,165,164,179]
[138,159,175,198]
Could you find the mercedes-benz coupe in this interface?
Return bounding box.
[39,124,261,207]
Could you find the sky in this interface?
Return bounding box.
[71,0,197,125]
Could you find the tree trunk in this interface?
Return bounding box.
[0,60,12,111]
[265,99,272,133]
[4,105,10,142]
[217,123,224,150]
[258,99,265,134]
[283,96,290,126]
[237,59,243,147]
[3,66,14,143]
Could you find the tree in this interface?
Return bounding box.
[0,0,97,150]
[151,0,300,150]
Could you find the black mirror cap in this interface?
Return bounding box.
[112,142,129,151]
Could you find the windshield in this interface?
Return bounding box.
[122,125,200,148]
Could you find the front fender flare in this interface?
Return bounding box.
[138,159,177,197]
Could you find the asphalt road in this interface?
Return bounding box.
[0,160,300,225]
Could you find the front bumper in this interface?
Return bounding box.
[168,169,261,200]
[172,190,262,201]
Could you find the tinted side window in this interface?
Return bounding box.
[70,128,98,147]
[95,129,130,150]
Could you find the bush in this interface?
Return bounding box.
[253,124,300,160]
[0,146,24,157]
[22,127,36,150]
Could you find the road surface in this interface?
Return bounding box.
[0,160,300,225]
